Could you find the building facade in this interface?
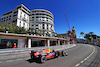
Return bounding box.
[0,4,30,30]
[0,4,55,35]
[30,9,55,35]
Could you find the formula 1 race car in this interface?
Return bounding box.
[29,49,68,63]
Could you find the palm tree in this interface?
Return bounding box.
[80,32,84,39]
[89,32,93,35]
[89,32,94,42]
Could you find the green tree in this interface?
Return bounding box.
[89,32,94,35]
[89,32,94,42]
[0,24,27,34]
[80,32,84,39]
[40,30,43,35]
[84,34,90,42]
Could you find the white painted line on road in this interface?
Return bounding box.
[84,58,87,61]
[80,60,84,63]
[75,46,95,67]
[6,60,13,62]
[0,62,2,63]
[86,57,89,59]
[76,63,80,67]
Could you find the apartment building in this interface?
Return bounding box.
[30,9,55,35]
[0,4,30,30]
[0,4,55,35]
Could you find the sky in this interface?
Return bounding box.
[0,0,100,37]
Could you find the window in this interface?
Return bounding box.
[43,24,44,26]
[42,14,45,15]
[36,13,39,15]
[12,20,16,24]
[43,27,45,29]
[36,28,38,29]
[36,25,38,26]
[32,14,34,15]
[9,15,11,17]
[42,11,45,12]
[36,17,38,18]
[14,11,17,14]
[20,15,22,18]
[13,15,17,17]
[23,23,25,26]
[19,21,21,27]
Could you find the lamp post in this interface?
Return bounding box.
[32,29,35,35]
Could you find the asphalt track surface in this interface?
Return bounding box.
[0,44,100,67]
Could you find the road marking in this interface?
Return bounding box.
[86,57,89,59]
[0,62,2,63]
[6,60,13,62]
[80,60,84,63]
[75,46,95,67]
[84,58,87,61]
[76,63,80,67]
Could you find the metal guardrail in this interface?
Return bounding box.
[0,44,75,56]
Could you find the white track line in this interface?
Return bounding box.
[76,63,80,67]
[75,46,95,67]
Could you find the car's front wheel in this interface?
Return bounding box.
[61,51,67,56]
[54,52,59,58]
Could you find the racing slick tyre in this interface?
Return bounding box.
[61,51,66,56]
[31,55,34,60]
[39,55,46,63]
[30,51,35,60]
[54,52,59,58]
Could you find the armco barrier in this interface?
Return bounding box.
[0,44,76,56]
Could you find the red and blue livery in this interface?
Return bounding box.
[29,49,68,63]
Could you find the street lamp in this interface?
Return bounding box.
[32,29,35,35]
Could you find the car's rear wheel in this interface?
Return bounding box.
[39,55,46,63]
[31,51,36,60]
[31,55,34,60]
